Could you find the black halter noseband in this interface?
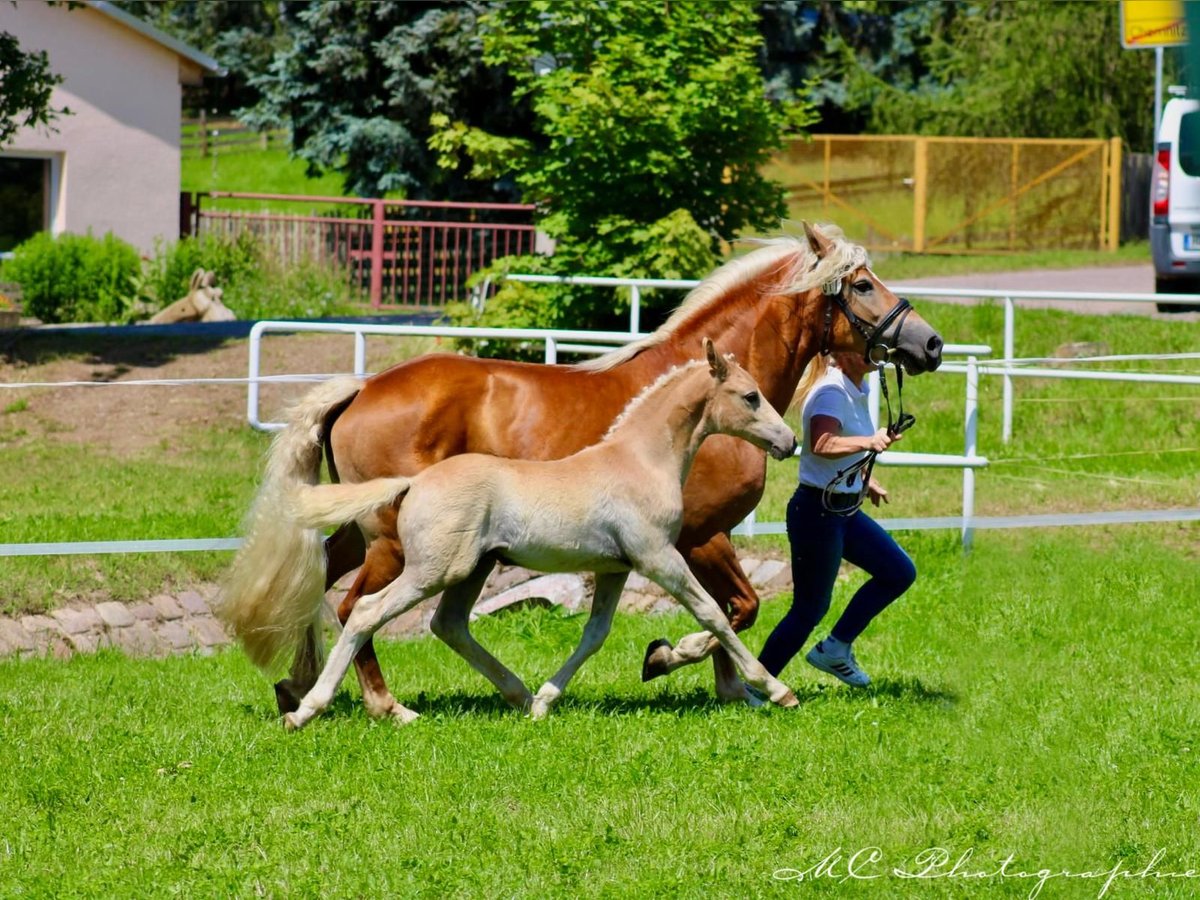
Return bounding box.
[818,277,917,516]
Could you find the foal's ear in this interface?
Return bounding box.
[803,221,833,260]
[704,337,729,381]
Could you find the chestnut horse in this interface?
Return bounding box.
[277,341,799,729]
[218,223,944,719]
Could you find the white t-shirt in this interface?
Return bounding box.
[799,364,875,493]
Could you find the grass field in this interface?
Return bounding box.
[2,527,1198,896]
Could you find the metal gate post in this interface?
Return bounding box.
[963,356,979,551]
[369,199,385,308]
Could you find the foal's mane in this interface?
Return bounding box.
[576,227,870,373]
[600,359,707,441]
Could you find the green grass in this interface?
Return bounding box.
[182,146,346,199]
[2,527,1197,896]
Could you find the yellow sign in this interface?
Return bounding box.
[1122,0,1187,48]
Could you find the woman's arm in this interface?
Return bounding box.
[808,415,902,458]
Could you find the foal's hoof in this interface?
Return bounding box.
[774,689,800,709]
[641,638,673,682]
[274,679,302,715]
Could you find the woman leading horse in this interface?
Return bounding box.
[218,223,944,718]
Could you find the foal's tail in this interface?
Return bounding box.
[290,477,413,530]
[216,376,364,674]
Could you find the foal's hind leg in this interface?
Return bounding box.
[275,522,366,714]
[642,533,760,702]
[531,572,628,719]
[284,569,434,731]
[430,561,533,711]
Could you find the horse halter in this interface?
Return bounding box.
[818,276,917,516]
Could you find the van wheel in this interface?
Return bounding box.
[1155,278,1200,312]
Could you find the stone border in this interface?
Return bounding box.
[0,557,793,662]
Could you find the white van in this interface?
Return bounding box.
[1151,96,1200,309]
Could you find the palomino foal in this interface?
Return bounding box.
[281,339,799,730]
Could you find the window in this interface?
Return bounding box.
[1179,111,1200,177]
[0,157,48,252]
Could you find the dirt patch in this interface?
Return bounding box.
[0,329,386,454]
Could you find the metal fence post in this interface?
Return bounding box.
[963,356,979,551]
[630,285,641,335]
[353,331,367,375]
[369,199,385,308]
[544,336,558,365]
[1002,295,1015,444]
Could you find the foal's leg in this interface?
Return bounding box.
[430,561,533,711]
[332,536,410,720]
[275,522,365,714]
[530,571,629,719]
[284,569,436,731]
[637,546,797,708]
[643,533,761,702]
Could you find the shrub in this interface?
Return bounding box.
[143,233,360,321]
[142,233,261,307]
[2,231,142,323]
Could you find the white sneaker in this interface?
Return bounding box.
[805,641,871,687]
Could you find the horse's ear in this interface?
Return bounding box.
[803,222,833,260]
[704,337,729,381]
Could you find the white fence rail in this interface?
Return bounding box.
[3,278,1197,560]
[889,285,1200,442]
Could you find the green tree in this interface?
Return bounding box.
[842,1,1159,150]
[435,1,814,337]
[241,0,527,200]
[0,30,65,146]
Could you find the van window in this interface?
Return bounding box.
[1180,111,1200,176]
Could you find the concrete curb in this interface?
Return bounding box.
[0,558,794,662]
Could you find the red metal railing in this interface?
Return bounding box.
[181,192,538,308]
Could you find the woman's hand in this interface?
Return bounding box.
[867,478,889,506]
[865,427,901,453]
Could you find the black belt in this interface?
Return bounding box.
[798,483,861,512]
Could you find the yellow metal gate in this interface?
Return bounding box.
[767,135,1122,254]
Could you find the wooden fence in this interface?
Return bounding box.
[181,192,538,308]
[182,115,286,157]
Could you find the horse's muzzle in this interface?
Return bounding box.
[769,434,799,461]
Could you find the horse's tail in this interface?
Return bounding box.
[290,477,413,530]
[216,376,365,675]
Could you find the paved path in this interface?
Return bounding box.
[896,264,1163,316]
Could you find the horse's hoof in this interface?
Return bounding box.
[389,705,420,725]
[641,638,673,682]
[274,679,302,715]
[282,711,305,732]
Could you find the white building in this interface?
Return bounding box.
[0,1,219,254]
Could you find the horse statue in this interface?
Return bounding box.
[217,223,944,721]
[272,340,798,729]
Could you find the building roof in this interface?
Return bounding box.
[85,1,223,75]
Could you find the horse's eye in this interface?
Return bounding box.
[853,280,873,293]
[743,391,760,409]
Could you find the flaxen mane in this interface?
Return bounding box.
[576,227,870,374]
[600,359,706,441]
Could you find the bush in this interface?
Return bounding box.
[142,233,261,307]
[144,233,360,321]
[2,231,142,323]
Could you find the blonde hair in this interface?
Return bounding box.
[790,352,831,413]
